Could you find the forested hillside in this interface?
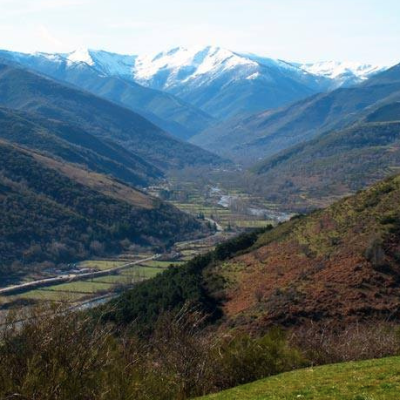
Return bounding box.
[0,62,225,170]
[0,141,207,280]
[252,121,400,210]
[0,107,162,187]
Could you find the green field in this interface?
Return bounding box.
[170,198,279,231]
[0,260,186,309]
[121,265,167,279]
[200,356,400,400]
[140,260,184,268]
[77,259,125,270]
[46,280,116,294]
[0,289,87,304]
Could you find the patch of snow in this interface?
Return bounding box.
[133,46,258,89]
[67,48,94,66]
[246,72,260,80]
[300,61,387,81]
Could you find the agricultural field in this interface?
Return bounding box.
[0,258,172,310]
[152,178,291,231]
[0,187,260,310]
[0,252,198,313]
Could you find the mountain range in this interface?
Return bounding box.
[0,61,223,171]
[0,45,398,227]
[191,62,400,164]
[0,46,388,139]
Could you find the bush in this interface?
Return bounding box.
[214,329,305,389]
[0,306,306,400]
[291,323,400,365]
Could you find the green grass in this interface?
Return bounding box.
[46,281,116,294]
[1,289,87,303]
[141,260,184,268]
[77,260,125,271]
[120,265,164,279]
[199,356,400,400]
[90,275,133,284]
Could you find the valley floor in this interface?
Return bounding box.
[0,226,233,318]
[0,170,292,317]
[199,356,400,400]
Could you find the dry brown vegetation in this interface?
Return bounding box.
[210,175,400,331]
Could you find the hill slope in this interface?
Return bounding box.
[217,174,400,330]
[0,107,162,187]
[0,141,207,280]
[191,62,400,163]
[0,62,224,170]
[200,356,400,400]
[105,174,400,331]
[0,50,215,140]
[251,120,400,210]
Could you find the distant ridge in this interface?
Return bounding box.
[0,46,387,125]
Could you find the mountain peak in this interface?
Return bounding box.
[67,48,94,65]
[133,45,257,89]
[65,48,136,76]
[300,60,387,86]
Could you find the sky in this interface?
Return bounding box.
[0,0,399,65]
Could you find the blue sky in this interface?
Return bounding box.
[0,0,399,65]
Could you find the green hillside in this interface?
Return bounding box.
[200,356,400,400]
[252,121,400,210]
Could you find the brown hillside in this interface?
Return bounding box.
[213,175,400,331]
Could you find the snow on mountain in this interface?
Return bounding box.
[67,48,94,65]
[300,61,387,87]
[66,48,136,76]
[132,46,259,90]
[127,46,332,118]
[0,45,390,120]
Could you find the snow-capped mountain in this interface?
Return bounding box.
[129,47,388,118]
[129,46,329,119]
[0,45,390,125]
[133,46,262,90]
[66,48,137,76]
[300,61,387,88]
[0,48,214,140]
